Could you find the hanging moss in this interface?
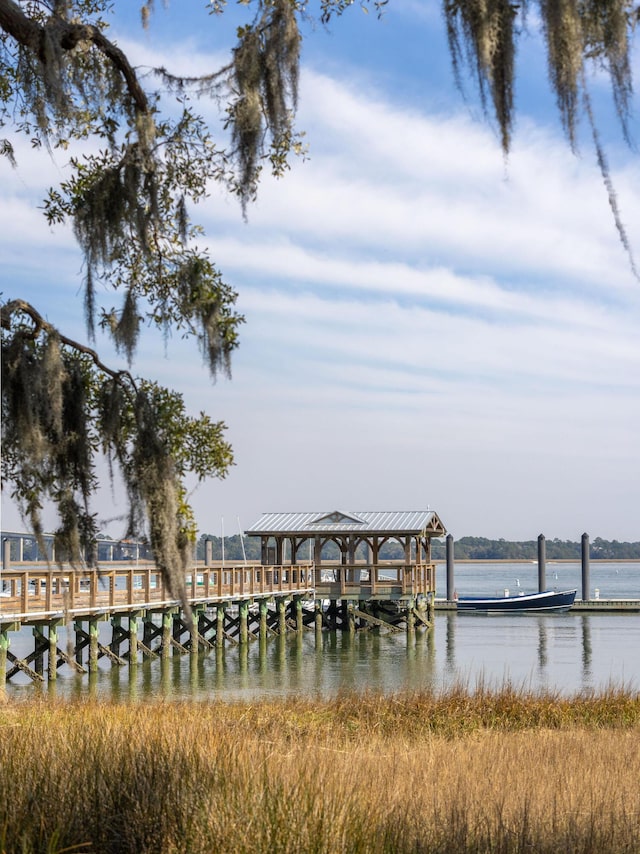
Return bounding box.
[230,0,301,212]
[1,300,232,607]
[444,0,518,153]
[443,0,638,274]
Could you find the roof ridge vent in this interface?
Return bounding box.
[310,510,366,525]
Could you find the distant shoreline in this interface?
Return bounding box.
[433,558,640,564]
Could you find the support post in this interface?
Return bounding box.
[581,533,590,601]
[446,534,455,601]
[295,596,304,633]
[216,604,226,648]
[2,538,10,570]
[48,623,58,681]
[315,601,323,639]
[33,627,45,676]
[277,597,286,635]
[111,616,122,657]
[239,600,249,645]
[75,623,84,666]
[347,601,355,634]
[0,630,9,685]
[537,534,546,593]
[129,613,139,663]
[161,611,171,659]
[407,599,416,635]
[143,618,154,649]
[89,619,99,673]
[190,611,200,656]
[205,539,213,567]
[259,599,268,642]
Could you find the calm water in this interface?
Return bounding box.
[5,561,640,700]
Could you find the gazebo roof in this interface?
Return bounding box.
[245,510,446,537]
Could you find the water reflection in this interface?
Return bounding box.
[5,609,640,701]
[581,616,592,680]
[537,620,548,672]
[445,612,455,668]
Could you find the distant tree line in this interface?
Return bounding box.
[430,537,640,561]
[196,534,640,562]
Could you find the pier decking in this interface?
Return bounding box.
[0,558,436,683]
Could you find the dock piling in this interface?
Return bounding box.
[537,534,546,592]
[446,534,455,601]
[48,623,58,681]
[581,533,590,601]
[0,630,8,685]
[89,619,99,673]
[129,613,139,663]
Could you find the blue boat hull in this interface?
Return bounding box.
[456,589,577,613]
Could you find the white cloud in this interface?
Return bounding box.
[2,23,639,541]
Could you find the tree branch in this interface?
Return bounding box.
[0,0,149,115]
[1,298,138,390]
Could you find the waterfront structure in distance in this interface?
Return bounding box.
[1,508,446,684]
[245,509,447,631]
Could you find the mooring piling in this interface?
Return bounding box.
[446,534,455,601]
[581,533,590,601]
[537,534,546,592]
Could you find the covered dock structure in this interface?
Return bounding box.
[0,509,446,684]
[245,509,447,631]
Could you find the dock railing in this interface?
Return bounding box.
[0,561,434,623]
[314,562,436,599]
[0,562,315,623]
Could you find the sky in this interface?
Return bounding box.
[2,2,640,543]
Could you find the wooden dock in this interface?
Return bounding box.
[0,560,436,683]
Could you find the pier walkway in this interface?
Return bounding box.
[0,560,436,683]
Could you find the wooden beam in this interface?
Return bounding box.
[352,608,404,633]
[411,607,432,629]
[6,649,45,682]
[169,636,189,654]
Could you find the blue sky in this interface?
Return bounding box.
[2,2,640,542]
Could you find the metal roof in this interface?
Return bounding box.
[245,510,446,537]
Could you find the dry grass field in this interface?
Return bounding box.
[1,686,639,853]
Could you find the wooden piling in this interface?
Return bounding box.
[110,616,122,658]
[216,604,226,648]
[239,600,249,645]
[259,599,268,642]
[89,619,99,673]
[538,534,546,592]
[0,630,9,684]
[48,623,58,681]
[75,624,84,667]
[128,613,139,663]
[581,533,590,601]
[347,602,356,634]
[294,595,304,633]
[190,609,201,655]
[277,598,286,636]
[161,611,171,659]
[446,534,455,600]
[33,626,45,676]
[427,593,434,624]
[315,601,323,638]
[407,599,416,635]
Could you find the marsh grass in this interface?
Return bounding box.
[1,686,639,853]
